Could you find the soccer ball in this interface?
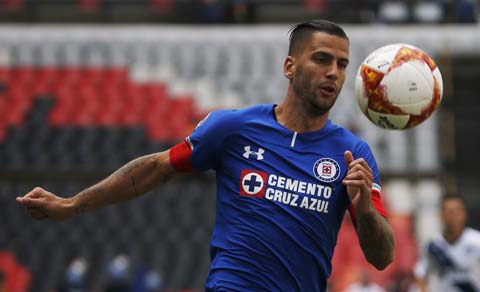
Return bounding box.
[354,43,443,129]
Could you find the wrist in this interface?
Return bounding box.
[355,200,376,217]
[66,197,80,217]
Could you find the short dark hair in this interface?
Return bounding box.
[288,19,348,56]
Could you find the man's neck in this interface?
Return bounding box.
[275,98,329,133]
[443,228,464,244]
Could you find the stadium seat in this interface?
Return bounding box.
[0,67,10,83]
[77,0,100,13]
[2,0,25,12]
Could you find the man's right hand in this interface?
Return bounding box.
[16,187,76,221]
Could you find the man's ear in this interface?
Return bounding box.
[283,56,295,80]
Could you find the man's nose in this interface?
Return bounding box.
[326,63,339,80]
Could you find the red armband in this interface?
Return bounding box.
[348,188,388,223]
[169,140,194,173]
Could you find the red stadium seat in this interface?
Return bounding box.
[31,67,57,96]
[48,86,78,126]
[56,67,81,87]
[0,67,11,83]
[95,108,117,126]
[11,67,34,86]
[2,0,24,12]
[5,85,33,126]
[117,96,143,126]
[0,98,6,141]
[0,64,202,141]
[103,67,128,87]
[72,87,99,126]
[147,122,172,141]
[303,0,326,12]
[77,0,100,13]
[150,0,173,12]
[0,251,31,292]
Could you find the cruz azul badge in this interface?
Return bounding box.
[313,158,341,183]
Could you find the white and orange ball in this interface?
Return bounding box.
[354,44,443,129]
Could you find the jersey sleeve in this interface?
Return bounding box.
[347,141,388,220]
[169,110,236,172]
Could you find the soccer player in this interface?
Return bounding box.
[414,195,480,292]
[16,19,395,291]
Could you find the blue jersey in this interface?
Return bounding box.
[170,104,386,292]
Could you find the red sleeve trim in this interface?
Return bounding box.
[348,189,388,223]
[169,140,194,173]
[372,189,388,217]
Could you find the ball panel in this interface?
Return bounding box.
[367,109,410,129]
[405,73,443,128]
[390,45,437,72]
[382,60,434,115]
[360,64,384,89]
[360,64,406,115]
[363,44,402,74]
[355,74,368,113]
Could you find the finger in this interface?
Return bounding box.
[17,188,45,204]
[344,170,373,183]
[15,188,43,205]
[25,187,46,199]
[27,207,48,220]
[348,158,373,173]
[343,179,369,189]
[344,150,354,167]
[346,164,373,180]
[17,197,45,208]
[343,178,372,190]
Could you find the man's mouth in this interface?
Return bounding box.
[319,84,337,96]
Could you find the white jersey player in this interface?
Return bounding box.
[415,195,480,292]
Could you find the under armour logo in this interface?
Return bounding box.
[243,146,264,160]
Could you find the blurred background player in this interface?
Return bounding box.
[56,257,88,292]
[414,195,480,292]
[105,254,132,292]
[343,270,385,292]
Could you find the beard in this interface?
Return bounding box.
[292,67,339,116]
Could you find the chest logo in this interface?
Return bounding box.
[243,146,265,160]
[240,170,267,198]
[313,158,341,183]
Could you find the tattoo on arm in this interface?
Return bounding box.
[115,155,156,177]
[75,185,106,215]
[71,152,172,214]
[357,212,395,269]
[131,176,140,197]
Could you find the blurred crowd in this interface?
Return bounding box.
[56,255,164,292]
[1,0,478,24]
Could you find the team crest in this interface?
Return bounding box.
[313,158,341,183]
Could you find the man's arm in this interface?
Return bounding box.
[355,206,395,270]
[16,150,175,220]
[343,151,395,270]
